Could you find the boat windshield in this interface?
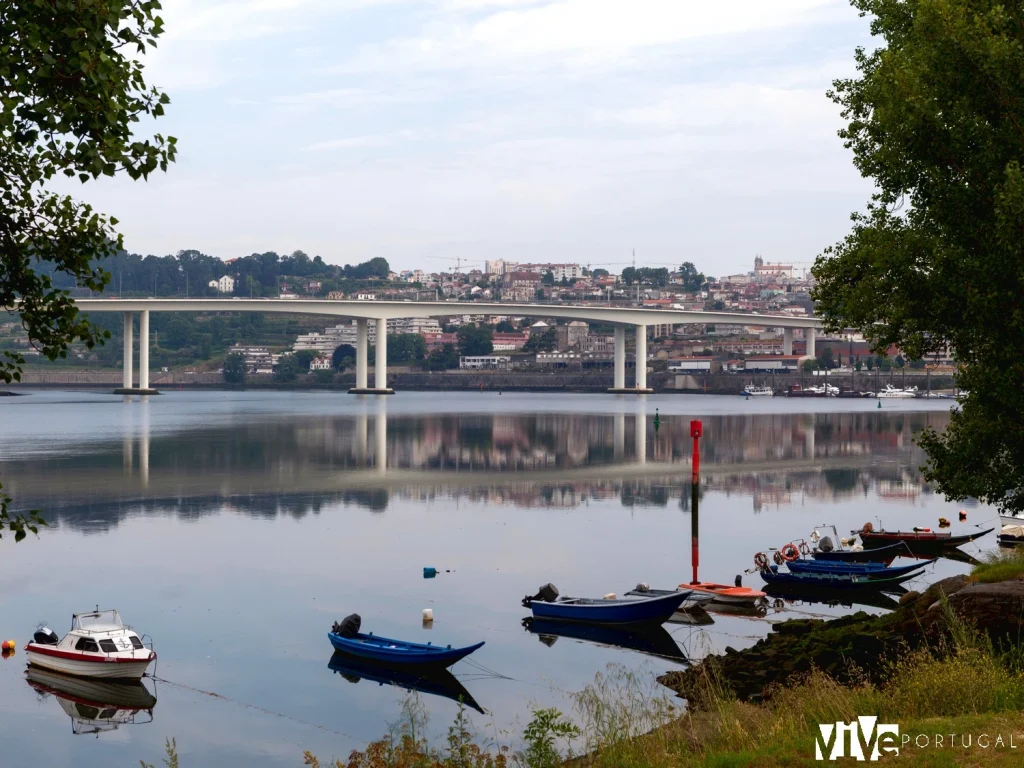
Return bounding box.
[72,610,124,633]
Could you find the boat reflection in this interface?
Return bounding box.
[667,607,715,627]
[25,667,156,736]
[764,584,904,612]
[522,617,689,664]
[327,653,485,715]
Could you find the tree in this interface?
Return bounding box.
[293,349,318,371]
[865,356,875,372]
[878,355,892,372]
[810,0,1024,512]
[592,268,609,279]
[678,261,706,293]
[817,347,835,370]
[223,352,246,385]
[274,353,299,382]
[425,343,459,370]
[621,267,637,286]
[164,317,194,350]
[523,327,557,354]
[314,368,334,385]
[0,2,174,542]
[802,359,819,372]
[495,320,517,333]
[332,344,356,370]
[541,271,555,286]
[457,324,493,356]
[855,360,863,372]
[895,354,905,369]
[387,333,427,364]
[712,300,725,311]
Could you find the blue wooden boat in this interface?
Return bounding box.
[787,559,930,578]
[758,566,918,590]
[811,541,910,564]
[327,632,485,667]
[525,590,689,625]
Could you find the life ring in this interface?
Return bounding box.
[810,529,821,543]
[780,543,800,562]
[799,541,811,556]
[862,522,874,533]
[754,552,769,570]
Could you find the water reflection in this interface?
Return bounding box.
[522,618,688,664]
[25,668,157,736]
[1,402,952,533]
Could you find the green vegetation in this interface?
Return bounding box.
[1,0,175,542]
[223,352,245,385]
[811,0,1024,513]
[457,325,494,356]
[620,267,669,287]
[523,328,557,354]
[332,344,356,370]
[677,262,705,293]
[969,548,1024,585]
[425,343,460,371]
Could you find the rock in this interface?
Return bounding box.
[899,590,921,605]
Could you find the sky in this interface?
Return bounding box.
[68,0,877,276]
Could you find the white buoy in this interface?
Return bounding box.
[422,608,434,622]
[603,593,616,600]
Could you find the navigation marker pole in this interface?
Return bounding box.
[690,419,702,585]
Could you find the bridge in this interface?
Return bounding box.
[73,298,822,395]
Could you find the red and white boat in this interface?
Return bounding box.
[25,609,155,681]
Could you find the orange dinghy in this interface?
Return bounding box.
[682,582,766,606]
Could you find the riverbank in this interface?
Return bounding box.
[10,368,956,395]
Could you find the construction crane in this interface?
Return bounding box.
[423,256,483,275]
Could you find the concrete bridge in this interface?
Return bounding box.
[73,298,822,395]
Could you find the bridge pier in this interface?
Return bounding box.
[113,311,159,395]
[349,316,394,394]
[783,327,793,356]
[805,328,816,359]
[607,324,652,394]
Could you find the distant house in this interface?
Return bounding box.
[309,355,332,371]
[208,275,235,294]
[460,355,511,370]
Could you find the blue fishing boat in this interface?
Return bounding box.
[787,559,930,578]
[811,541,909,564]
[522,584,689,625]
[758,566,918,590]
[326,614,484,667]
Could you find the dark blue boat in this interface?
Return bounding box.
[787,559,930,578]
[327,632,485,667]
[327,653,485,714]
[759,566,918,590]
[811,541,909,564]
[525,590,688,625]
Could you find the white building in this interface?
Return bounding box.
[309,355,332,371]
[208,275,235,294]
[460,355,511,370]
[485,259,513,276]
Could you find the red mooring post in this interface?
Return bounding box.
[689,419,703,585]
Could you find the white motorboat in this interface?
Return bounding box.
[1000,513,1024,529]
[876,384,918,399]
[743,385,774,397]
[25,609,155,681]
[25,666,156,736]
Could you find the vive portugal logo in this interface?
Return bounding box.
[816,717,900,761]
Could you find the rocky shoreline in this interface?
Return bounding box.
[659,575,1024,705]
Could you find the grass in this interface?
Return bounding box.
[970,548,1024,584]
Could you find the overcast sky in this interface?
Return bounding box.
[70,0,876,276]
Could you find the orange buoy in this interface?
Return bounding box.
[959,510,967,521]
[1,640,16,652]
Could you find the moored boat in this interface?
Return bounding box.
[758,566,918,590]
[25,609,155,681]
[328,614,484,667]
[743,385,774,397]
[875,384,918,399]
[854,524,993,554]
[785,559,930,579]
[523,583,689,625]
[680,581,766,606]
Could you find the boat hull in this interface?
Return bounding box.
[685,582,766,605]
[528,591,688,625]
[787,559,929,578]
[327,633,484,666]
[759,567,917,590]
[857,528,993,554]
[26,649,153,681]
[25,667,157,710]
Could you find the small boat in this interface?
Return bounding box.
[26,667,156,736]
[786,559,931,579]
[876,384,918,399]
[743,385,774,397]
[25,609,155,681]
[625,584,715,611]
[855,525,994,554]
[759,566,918,590]
[523,617,688,663]
[681,581,766,606]
[812,541,908,564]
[327,653,484,714]
[999,512,1024,528]
[998,524,1024,548]
[523,584,689,625]
[328,633,484,667]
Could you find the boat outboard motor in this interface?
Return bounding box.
[522,583,559,607]
[332,614,361,638]
[33,627,59,646]
[735,574,743,587]
[817,536,834,553]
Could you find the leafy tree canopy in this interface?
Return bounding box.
[811,0,1024,512]
[523,327,557,354]
[0,0,175,541]
[223,352,246,385]
[457,324,493,356]
[678,261,706,293]
[425,342,460,370]
[332,344,356,370]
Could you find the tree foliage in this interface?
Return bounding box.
[223,352,246,385]
[811,0,1024,511]
[523,327,557,354]
[332,343,356,370]
[274,353,299,382]
[620,266,669,287]
[457,324,493,356]
[384,333,427,364]
[678,261,706,293]
[425,342,460,370]
[1,0,176,541]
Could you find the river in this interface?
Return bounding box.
[0,391,991,767]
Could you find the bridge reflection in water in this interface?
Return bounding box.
[0,398,951,533]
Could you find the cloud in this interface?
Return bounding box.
[305,130,417,151]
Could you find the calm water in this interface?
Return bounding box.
[0,391,993,767]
